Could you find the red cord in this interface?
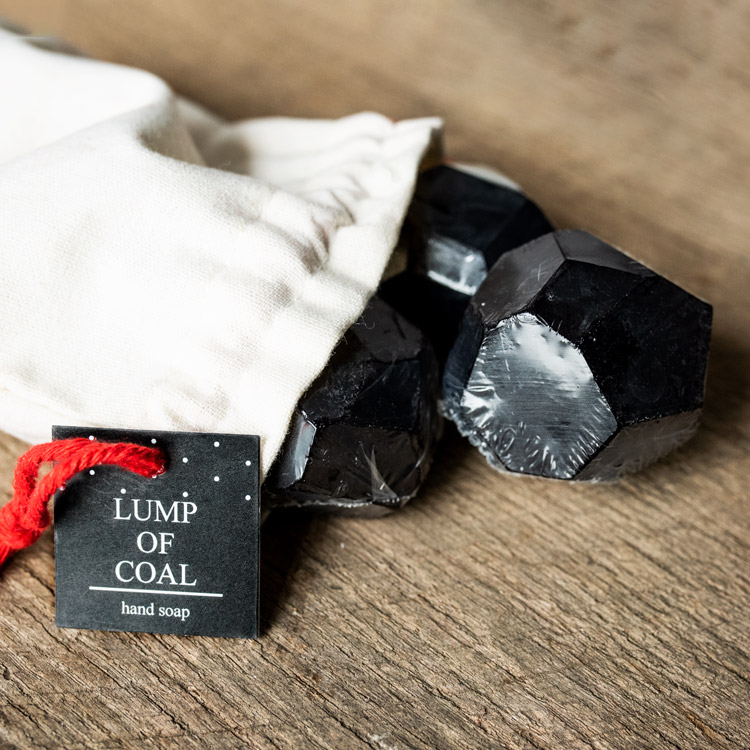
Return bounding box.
[0,438,167,566]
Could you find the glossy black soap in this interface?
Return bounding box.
[380,164,553,362]
[443,230,713,481]
[264,296,441,514]
[380,269,470,365]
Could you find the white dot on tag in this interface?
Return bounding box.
[245,460,252,466]
[182,457,188,463]
[213,441,220,448]
[151,438,157,444]
[245,495,251,501]
[182,491,189,498]
[120,488,127,494]
[214,476,220,482]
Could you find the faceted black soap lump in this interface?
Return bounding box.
[380,164,553,362]
[264,296,441,515]
[443,230,713,481]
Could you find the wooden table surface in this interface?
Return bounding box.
[0,1,748,748]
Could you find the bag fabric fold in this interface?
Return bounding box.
[0,26,442,474]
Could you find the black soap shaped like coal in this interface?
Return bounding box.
[443,230,712,481]
[380,270,470,365]
[380,165,553,363]
[264,296,441,514]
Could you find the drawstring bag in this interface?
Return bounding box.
[0,26,441,475]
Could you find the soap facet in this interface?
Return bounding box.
[442,230,713,481]
[381,164,553,363]
[265,297,441,514]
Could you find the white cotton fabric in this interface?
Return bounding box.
[0,27,441,475]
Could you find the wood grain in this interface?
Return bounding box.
[0,1,748,747]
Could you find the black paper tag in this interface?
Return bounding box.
[52,426,260,639]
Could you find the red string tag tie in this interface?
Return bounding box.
[0,438,167,566]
